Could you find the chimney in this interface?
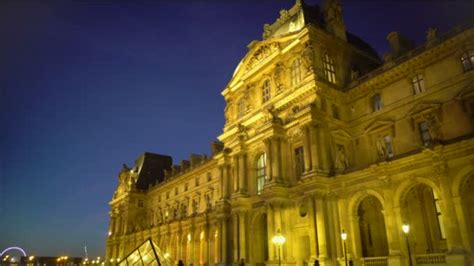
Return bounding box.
[386,32,415,57]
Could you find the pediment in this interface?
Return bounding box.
[364,120,395,134]
[407,102,441,118]
[455,84,474,100]
[330,128,352,140]
[226,33,300,90]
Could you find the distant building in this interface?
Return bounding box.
[106,0,474,265]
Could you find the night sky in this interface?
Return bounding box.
[1,0,473,259]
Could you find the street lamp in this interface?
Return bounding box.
[341,230,348,266]
[272,229,286,266]
[402,223,413,266]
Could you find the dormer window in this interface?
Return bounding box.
[412,74,425,94]
[262,79,271,103]
[461,50,474,72]
[291,58,302,86]
[372,94,383,112]
[323,53,336,84]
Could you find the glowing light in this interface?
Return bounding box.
[0,247,27,257]
[108,231,112,236]
[29,256,35,261]
[187,233,191,242]
[402,223,410,234]
[341,230,347,241]
[200,231,204,240]
[271,229,286,246]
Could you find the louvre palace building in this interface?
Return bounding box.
[105,0,474,265]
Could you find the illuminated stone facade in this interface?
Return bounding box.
[106,1,474,265]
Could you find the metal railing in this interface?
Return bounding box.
[362,256,388,266]
[415,253,446,265]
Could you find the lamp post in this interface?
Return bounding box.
[341,230,348,266]
[402,223,413,266]
[272,229,286,266]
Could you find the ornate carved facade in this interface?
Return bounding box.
[106,1,474,265]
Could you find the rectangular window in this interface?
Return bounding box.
[418,121,431,146]
[291,58,302,86]
[184,182,189,191]
[412,74,425,94]
[372,94,383,112]
[158,195,161,202]
[294,146,305,178]
[195,177,200,187]
[461,50,474,72]
[166,192,170,199]
[175,187,178,195]
[138,200,143,208]
[262,79,271,103]
[332,104,340,119]
[256,153,267,195]
[323,53,336,84]
[432,191,446,239]
[384,135,394,158]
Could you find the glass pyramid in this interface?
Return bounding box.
[118,238,172,266]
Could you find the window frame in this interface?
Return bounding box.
[461,50,474,72]
[418,121,431,146]
[256,153,267,195]
[290,58,302,86]
[411,74,426,95]
[262,79,271,103]
[294,146,305,179]
[372,93,383,112]
[323,53,336,84]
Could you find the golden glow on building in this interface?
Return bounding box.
[106,1,474,265]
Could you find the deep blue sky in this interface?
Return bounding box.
[1,0,473,258]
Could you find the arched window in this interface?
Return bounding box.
[262,79,271,103]
[461,50,474,72]
[290,58,302,86]
[256,153,267,195]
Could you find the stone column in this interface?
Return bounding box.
[272,137,282,181]
[233,214,239,263]
[309,124,320,171]
[382,188,403,262]
[219,218,229,265]
[452,196,471,250]
[437,170,467,265]
[238,211,248,262]
[264,138,273,181]
[267,205,275,261]
[238,153,247,193]
[319,128,331,172]
[233,156,239,193]
[331,197,342,259]
[302,126,312,172]
[438,174,464,251]
[308,197,318,259]
[315,197,328,261]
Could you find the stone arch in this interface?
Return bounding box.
[451,165,474,197]
[458,171,474,257]
[348,189,385,217]
[396,179,447,254]
[356,195,389,257]
[393,177,442,208]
